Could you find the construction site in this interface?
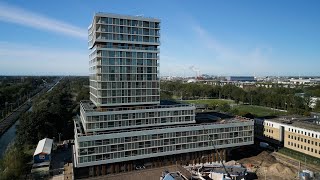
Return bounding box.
[84,144,320,180]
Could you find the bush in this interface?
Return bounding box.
[0,145,29,180]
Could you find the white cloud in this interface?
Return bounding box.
[192,25,273,75]
[0,42,87,75]
[0,2,87,40]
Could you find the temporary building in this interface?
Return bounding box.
[33,138,53,164]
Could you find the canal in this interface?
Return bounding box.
[0,104,33,158]
[0,78,60,159]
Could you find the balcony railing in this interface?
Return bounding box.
[95,44,159,51]
[75,115,253,137]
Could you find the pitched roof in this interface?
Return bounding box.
[34,138,53,156]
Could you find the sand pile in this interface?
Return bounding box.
[239,151,277,166]
[237,151,297,180]
[266,163,295,179]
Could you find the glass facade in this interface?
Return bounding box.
[88,14,160,107]
[73,13,255,169]
[75,118,254,166]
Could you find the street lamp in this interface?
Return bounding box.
[58,133,62,144]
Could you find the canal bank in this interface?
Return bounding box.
[0,78,61,159]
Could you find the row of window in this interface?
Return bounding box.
[288,128,319,139]
[86,110,194,122]
[79,137,248,163]
[287,141,320,155]
[79,127,254,148]
[95,51,158,59]
[94,41,158,50]
[77,136,253,164]
[288,135,320,146]
[97,89,159,97]
[85,116,193,130]
[79,137,253,163]
[98,34,160,43]
[96,17,160,28]
[93,67,158,74]
[265,122,274,127]
[90,81,159,89]
[265,128,274,133]
[90,59,158,67]
[93,59,158,67]
[97,25,160,36]
[90,74,159,81]
[89,72,159,82]
[98,96,160,104]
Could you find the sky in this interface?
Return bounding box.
[0,0,320,76]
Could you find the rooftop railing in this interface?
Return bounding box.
[80,100,194,113]
[75,117,253,137]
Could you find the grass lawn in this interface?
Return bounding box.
[233,105,287,117]
[184,99,234,106]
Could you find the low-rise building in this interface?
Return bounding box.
[33,138,53,164]
[254,116,320,158]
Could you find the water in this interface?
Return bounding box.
[0,79,59,159]
[0,106,32,159]
[0,120,19,159]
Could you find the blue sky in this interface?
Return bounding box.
[0,0,319,76]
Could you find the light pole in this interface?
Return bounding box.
[58,133,62,144]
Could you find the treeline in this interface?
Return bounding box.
[0,76,89,179]
[0,76,56,119]
[161,81,320,115]
[16,76,89,145]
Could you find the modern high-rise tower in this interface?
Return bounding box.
[88,13,160,107]
[73,13,254,178]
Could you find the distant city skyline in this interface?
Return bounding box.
[0,0,320,76]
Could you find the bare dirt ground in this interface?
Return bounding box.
[238,151,298,180]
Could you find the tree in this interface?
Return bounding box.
[218,103,231,112]
[314,100,320,112]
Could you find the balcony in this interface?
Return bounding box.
[95,44,159,51]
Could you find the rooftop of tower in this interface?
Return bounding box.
[89,12,161,29]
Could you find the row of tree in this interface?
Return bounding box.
[0,77,57,119]
[161,81,320,115]
[0,76,89,179]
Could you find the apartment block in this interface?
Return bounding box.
[73,13,254,178]
[255,116,320,158]
[88,13,160,107]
